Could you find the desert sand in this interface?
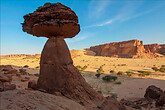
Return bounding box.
[1,49,165,101]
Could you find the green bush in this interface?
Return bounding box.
[102,75,118,82]
[81,65,88,71]
[76,65,88,72]
[152,67,159,71]
[159,67,165,72]
[34,73,39,77]
[102,75,112,82]
[138,70,152,76]
[23,65,29,68]
[111,76,118,81]
[126,71,135,77]
[110,70,115,73]
[110,93,118,99]
[96,66,104,74]
[95,73,101,78]
[117,71,125,76]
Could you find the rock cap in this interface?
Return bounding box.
[22,3,80,38]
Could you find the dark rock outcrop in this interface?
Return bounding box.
[90,40,162,58]
[144,85,163,99]
[22,3,125,110]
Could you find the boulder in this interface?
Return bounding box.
[28,80,37,90]
[156,93,165,106]
[144,85,163,99]
[100,96,126,110]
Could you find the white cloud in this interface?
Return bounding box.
[88,0,111,18]
[84,1,164,28]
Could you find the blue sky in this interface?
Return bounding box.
[1,0,165,55]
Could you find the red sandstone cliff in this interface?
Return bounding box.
[144,44,165,55]
[90,40,162,58]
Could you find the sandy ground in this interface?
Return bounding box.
[1,50,165,101]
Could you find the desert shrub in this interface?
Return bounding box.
[110,93,118,99]
[34,73,39,77]
[152,67,159,71]
[81,65,88,71]
[111,76,118,81]
[118,64,127,66]
[95,73,101,78]
[159,67,165,73]
[126,71,135,77]
[102,75,117,82]
[161,65,165,68]
[138,71,152,76]
[110,70,115,73]
[36,66,40,68]
[115,81,122,84]
[102,75,112,82]
[76,65,88,72]
[117,71,125,76]
[23,65,29,68]
[96,66,104,74]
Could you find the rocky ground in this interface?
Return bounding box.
[1,50,165,110]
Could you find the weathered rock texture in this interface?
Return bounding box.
[22,3,80,38]
[90,39,162,58]
[22,3,125,110]
[144,44,165,55]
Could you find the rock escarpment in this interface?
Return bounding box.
[144,44,165,55]
[90,39,162,58]
[22,3,125,110]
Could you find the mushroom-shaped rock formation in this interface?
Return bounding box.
[22,3,80,38]
[22,3,125,110]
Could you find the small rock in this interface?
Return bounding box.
[0,65,13,71]
[4,69,18,74]
[21,77,30,82]
[0,73,12,82]
[16,73,21,77]
[28,80,37,90]
[19,69,28,75]
[2,84,16,92]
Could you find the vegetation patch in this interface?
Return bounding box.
[117,71,125,76]
[102,75,118,82]
[110,70,115,73]
[126,71,135,77]
[138,70,152,77]
[23,65,29,68]
[34,73,39,77]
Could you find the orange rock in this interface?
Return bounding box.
[90,39,162,58]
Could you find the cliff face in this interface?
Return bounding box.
[144,44,165,55]
[90,40,162,58]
